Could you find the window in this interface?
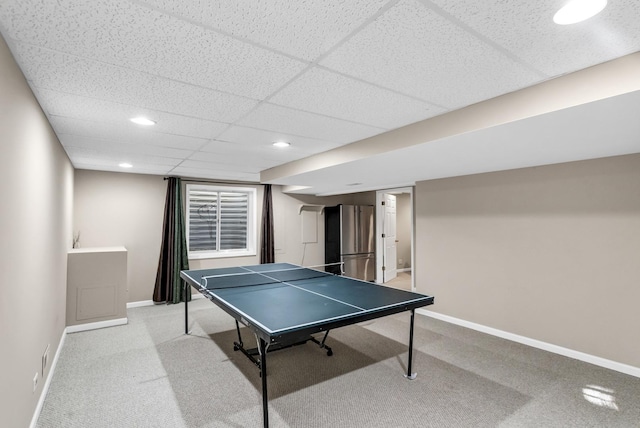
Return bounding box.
[186,184,257,259]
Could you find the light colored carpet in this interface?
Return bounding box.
[37,298,640,427]
[385,271,412,290]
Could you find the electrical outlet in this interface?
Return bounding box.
[42,344,50,375]
[33,373,38,392]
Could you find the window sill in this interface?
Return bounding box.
[188,250,256,260]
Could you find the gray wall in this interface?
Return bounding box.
[73,170,167,303]
[0,36,74,427]
[73,169,372,303]
[415,154,640,368]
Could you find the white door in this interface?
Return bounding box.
[383,193,397,282]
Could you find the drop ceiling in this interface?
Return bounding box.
[1,0,639,195]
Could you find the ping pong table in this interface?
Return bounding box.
[180,262,434,427]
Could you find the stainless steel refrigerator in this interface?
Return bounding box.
[325,204,375,281]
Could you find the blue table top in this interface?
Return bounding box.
[181,263,433,339]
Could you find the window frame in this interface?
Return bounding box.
[185,183,257,260]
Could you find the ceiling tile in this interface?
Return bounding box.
[73,162,174,176]
[138,0,389,61]
[17,45,260,122]
[197,140,326,167]
[169,166,259,183]
[57,132,195,159]
[216,125,344,155]
[430,0,640,76]
[320,0,544,109]
[270,67,445,128]
[188,151,272,170]
[64,146,182,169]
[49,115,212,151]
[237,103,387,144]
[1,0,308,99]
[177,159,263,174]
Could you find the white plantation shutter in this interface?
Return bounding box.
[188,189,218,251]
[219,192,248,250]
[186,185,256,258]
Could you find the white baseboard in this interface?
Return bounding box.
[397,268,412,273]
[66,318,128,333]
[127,293,204,309]
[29,327,67,428]
[127,300,155,308]
[417,309,640,379]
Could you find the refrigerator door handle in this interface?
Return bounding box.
[355,206,359,252]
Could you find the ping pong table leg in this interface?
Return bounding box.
[258,338,269,428]
[184,282,189,335]
[405,309,417,380]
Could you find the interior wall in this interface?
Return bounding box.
[73,169,372,302]
[351,192,376,206]
[415,154,640,369]
[161,186,366,271]
[270,190,376,268]
[73,170,167,303]
[273,189,348,267]
[0,35,74,428]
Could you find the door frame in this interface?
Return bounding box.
[375,186,414,289]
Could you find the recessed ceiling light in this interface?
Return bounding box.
[553,0,607,25]
[130,117,156,126]
[273,141,291,148]
[119,162,133,168]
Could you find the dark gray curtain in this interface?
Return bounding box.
[153,177,191,303]
[260,184,275,264]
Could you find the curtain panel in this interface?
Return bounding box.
[153,177,191,303]
[260,184,275,264]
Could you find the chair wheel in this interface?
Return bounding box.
[327,349,333,356]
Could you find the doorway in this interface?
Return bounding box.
[375,187,414,290]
